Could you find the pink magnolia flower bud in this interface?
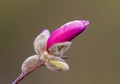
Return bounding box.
[47,20,89,51]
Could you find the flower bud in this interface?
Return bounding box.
[48,42,72,57]
[34,29,50,55]
[21,55,40,72]
[47,20,89,50]
[46,56,69,71]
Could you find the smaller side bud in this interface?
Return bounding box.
[46,56,69,71]
[48,42,72,57]
[34,29,50,55]
[21,55,40,72]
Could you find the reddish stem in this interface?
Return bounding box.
[12,60,44,84]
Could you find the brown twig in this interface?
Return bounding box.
[12,60,44,84]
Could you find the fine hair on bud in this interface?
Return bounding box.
[49,42,72,57]
[34,29,50,55]
[45,56,69,71]
[21,55,40,72]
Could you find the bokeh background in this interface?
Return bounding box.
[0,0,120,84]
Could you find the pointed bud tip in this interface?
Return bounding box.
[64,20,89,30]
[72,20,89,27]
[80,20,89,27]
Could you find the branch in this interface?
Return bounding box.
[12,60,44,84]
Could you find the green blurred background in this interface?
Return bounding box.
[0,0,120,84]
